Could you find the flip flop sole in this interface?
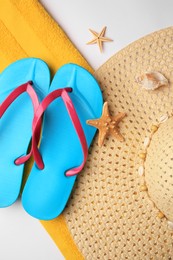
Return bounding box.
[0,58,50,207]
[22,63,103,220]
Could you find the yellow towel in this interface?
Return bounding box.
[0,0,92,259]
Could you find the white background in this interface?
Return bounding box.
[0,1,172,259]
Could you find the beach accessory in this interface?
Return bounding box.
[0,0,93,252]
[22,63,103,220]
[0,58,50,207]
[87,26,113,53]
[87,101,126,146]
[135,71,169,90]
[2,1,172,258]
[49,27,173,259]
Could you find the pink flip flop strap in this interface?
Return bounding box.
[0,81,41,165]
[32,87,88,177]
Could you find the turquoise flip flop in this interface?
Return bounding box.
[0,58,50,207]
[22,63,103,220]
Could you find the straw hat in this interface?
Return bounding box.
[58,27,173,259]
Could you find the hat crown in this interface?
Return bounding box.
[145,116,173,221]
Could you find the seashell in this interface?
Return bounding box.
[167,221,173,230]
[138,166,144,176]
[140,184,148,191]
[151,125,158,133]
[139,152,146,159]
[159,114,169,124]
[143,137,150,148]
[157,211,165,219]
[135,71,168,90]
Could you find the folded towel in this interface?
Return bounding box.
[0,1,91,259]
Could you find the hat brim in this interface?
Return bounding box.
[62,27,173,259]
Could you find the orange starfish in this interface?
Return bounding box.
[87,26,113,53]
[87,102,126,147]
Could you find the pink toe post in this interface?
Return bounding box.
[0,81,41,165]
[31,87,88,176]
[0,83,88,176]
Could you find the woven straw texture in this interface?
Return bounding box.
[145,117,173,223]
[63,27,173,259]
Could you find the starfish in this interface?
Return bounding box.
[87,102,126,147]
[87,26,113,53]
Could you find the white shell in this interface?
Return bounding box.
[135,71,168,90]
[159,114,169,124]
[138,166,144,176]
[143,137,150,148]
[167,221,173,230]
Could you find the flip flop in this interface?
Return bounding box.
[22,63,103,220]
[0,58,50,207]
